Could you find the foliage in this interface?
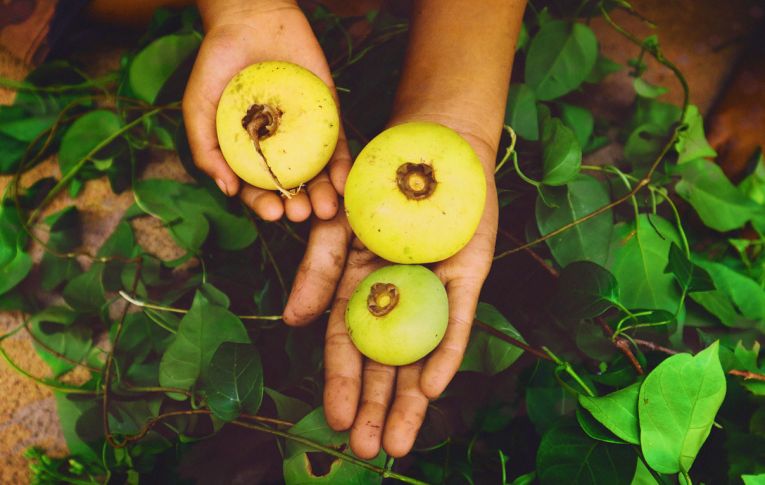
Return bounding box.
[0,2,763,484]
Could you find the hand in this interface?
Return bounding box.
[284,117,499,458]
[183,0,351,222]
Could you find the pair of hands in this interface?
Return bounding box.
[183,0,498,459]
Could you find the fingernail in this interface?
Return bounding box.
[215,178,229,196]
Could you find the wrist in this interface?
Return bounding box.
[197,0,298,31]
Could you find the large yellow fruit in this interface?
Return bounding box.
[344,122,486,263]
[216,61,339,193]
[346,265,448,366]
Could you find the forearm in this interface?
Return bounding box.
[391,0,526,166]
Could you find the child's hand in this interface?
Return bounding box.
[183,0,351,222]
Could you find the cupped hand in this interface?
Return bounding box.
[283,118,499,459]
[183,0,351,222]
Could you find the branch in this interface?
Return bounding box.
[634,340,765,381]
[473,319,552,361]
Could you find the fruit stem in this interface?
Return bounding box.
[367,283,399,316]
[396,162,436,200]
[242,103,294,198]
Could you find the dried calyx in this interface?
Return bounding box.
[242,103,296,198]
[396,162,436,200]
[367,282,399,316]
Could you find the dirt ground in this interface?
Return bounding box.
[0,2,760,482]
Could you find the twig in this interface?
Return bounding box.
[498,228,559,277]
[595,318,644,375]
[473,319,552,361]
[728,369,765,382]
[632,338,679,355]
[117,291,284,321]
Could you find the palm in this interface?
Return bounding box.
[183,6,350,222]
[315,180,498,459]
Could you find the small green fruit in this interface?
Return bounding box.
[344,121,486,264]
[216,61,339,195]
[346,265,448,366]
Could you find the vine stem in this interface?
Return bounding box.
[26,107,163,225]
[231,419,429,485]
[105,407,426,485]
[117,291,284,321]
[103,257,144,447]
[495,3,691,262]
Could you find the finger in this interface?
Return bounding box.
[182,43,242,197]
[349,361,396,459]
[382,361,429,458]
[419,277,482,399]
[328,127,353,196]
[283,211,352,326]
[307,172,339,220]
[284,191,311,222]
[240,184,284,221]
[323,242,386,430]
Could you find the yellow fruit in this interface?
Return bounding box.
[346,265,448,366]
[344,122,486,263]
[216,61,339,193]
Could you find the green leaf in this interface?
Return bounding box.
[58,110,123,176]
[134,179,256,253]
[607,215,681,313]
[552,261,618,319]
[558,103,594,148]
[743,474,765,485]
[44,206,82,252]
[29,307,92,378]
[633,78,668,98]
[575,407,627,444]
[675,105,716,165]
[526,363,577,433]
[505,84,539,141]
[536,174,613,267]
[54,393,100,463]
[265,388,312,423]
[129,33,201,104]
[738,153,765,204]
[460,303,525,375]
[628,98,680,136]
[584,54,622,84]
[159,289,250,395]
[691,259,765,329]
[624,124,667,168]
[675,158,761,232]
[578,383,640,445]
[638,341,726,474]
[525,21,598,100]
[0,203,32,296]
[664,243,714,293]
[541,117,582,186]
[201,342,264,422]
[283,407,385,484]
[731,341,765,395]
[63,266,106,313]
[536,422,636,485]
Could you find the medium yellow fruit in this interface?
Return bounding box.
[344,122,486,263]
[346,265,448,366]
[216,61,339,194]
